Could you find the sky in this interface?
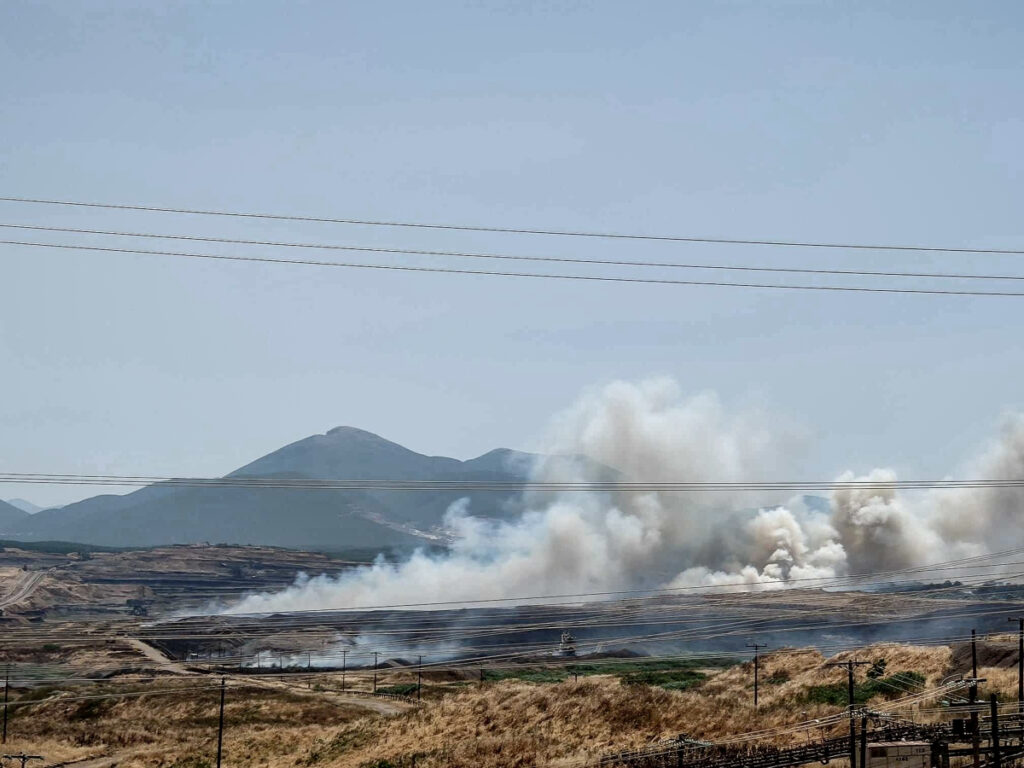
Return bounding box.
[1,1,1022,508]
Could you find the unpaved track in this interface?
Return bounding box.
[47,754,126,768]
[240,675,414,715]
[121,637,412,715]
[120,637,195,675]
[0,570,45,608]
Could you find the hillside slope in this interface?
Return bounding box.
[0,499,29,533]
[6,427,540,549]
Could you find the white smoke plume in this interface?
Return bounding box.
[224,379,1024,615]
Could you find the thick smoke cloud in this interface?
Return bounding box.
[224,379,1024,615]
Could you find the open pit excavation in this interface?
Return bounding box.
[6,543,1024,768]
[6,543,1024,685]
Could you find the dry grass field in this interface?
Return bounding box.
[5,639,1022,768]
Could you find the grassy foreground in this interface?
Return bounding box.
[6,642,1022,768]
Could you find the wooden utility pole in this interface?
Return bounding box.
[417,655,423,701]
[859,715,868,768]
[2,665,8,745]
[825,660,870,768]
[971,629,981,768]
[341,649,347,692]
[746,642,768,708]
[991,693,1002,768]
[373,652,379,692]
[1009,618,1024,715]
[215,677,226,768]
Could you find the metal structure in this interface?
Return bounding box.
[597,717,1024,768]
[557,630,577,657]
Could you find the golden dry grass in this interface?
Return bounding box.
[7,642,1021,768]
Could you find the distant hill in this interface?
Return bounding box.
[5,427,563,550]
[0,499,30,533]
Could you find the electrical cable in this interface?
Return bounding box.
[5,222,1024,282]
[3,195,1022,256]
[5,239,1024,297]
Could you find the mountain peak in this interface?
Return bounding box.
[325,425,383,438]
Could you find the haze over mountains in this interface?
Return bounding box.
[5,498,45,514]
[0,499,30,529]
[0,427,551,550]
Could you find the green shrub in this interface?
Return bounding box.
[375,683,419,696]
[622,669,707,691]
[802,671,926,706]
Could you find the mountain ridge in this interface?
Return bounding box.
[5,427,542,550]
[5,498,47,514]
[0,499,30,533]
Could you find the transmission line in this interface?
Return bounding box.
[3,222,1024,282]
[6,239,1024,296]
[2,471,1023,491]
[2,194,1021,255]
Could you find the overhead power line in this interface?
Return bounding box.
[2,194,1022,255]
[2,471,1023,491]
[4,239,1024,297]
[4,222,1024,282]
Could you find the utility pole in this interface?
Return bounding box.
[373,652,379,693]
[746,642,768,708]
[859,715,868,768]
[479,668,484,687]
[216,678,225,768]
[971,629,980,768]
[1009,618,1024,716]
[2,665,9,745]
[341,649,347,692]
[825,660,870,768]
[417,655,423,701]
[991,693,1002,768]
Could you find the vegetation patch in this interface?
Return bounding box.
[376,683,420,696]
[69,698,112,721]
[802,671,926,706]
[359,755,435,768]
[622,669,707,691]
[167,758,213,768]
[484,657,734,687]
[302,725,376,765]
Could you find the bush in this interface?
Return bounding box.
[802,671,926,706]
[375,683,419,696]
[168,758,213,768]
[70,698,111,720]
[622,669,707,691]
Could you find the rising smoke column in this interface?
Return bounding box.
[223,379,1024,615]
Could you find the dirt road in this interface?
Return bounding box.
[0,570,44,609]
[241,675,415,715]
[121,637,413,715]
[120,637,194,674]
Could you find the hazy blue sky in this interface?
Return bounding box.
[2,1,1022,507]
